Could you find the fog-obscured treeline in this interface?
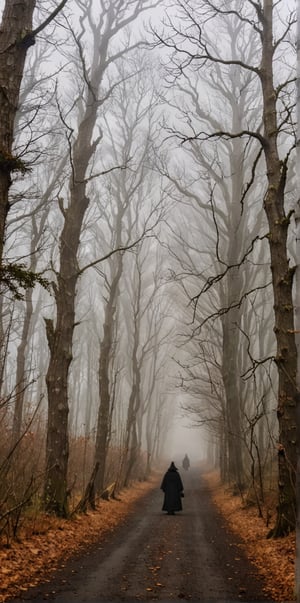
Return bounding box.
[0,0,298,541]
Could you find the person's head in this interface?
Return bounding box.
[169,461,177,470]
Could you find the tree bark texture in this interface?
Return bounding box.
[94,255,123,494]
[124,273,142,486]
[222,308,244,488]
[295,1,300,595]
[43,0,150,516]
[12,214,39,442]
[43,1,120,516]
[12,286,33,443]
[261,0,297,536]
[220,113,247,488]
[44,95,97,515]
[144,352,160,477]
[0,0,36,264]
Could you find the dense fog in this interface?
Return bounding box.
[0,0,298,544]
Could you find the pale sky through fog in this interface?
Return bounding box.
[164,419,207,469]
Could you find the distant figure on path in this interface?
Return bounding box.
[160,461,184,515]
[182,453,190,471]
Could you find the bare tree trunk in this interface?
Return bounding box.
[0,295,11,395]
[73,462,99,514]
[123,341,141,486]
[43,5,115,515]
[124,376,140,486]
[219,423,228,482]
[94,255,123,493]
[44,104,96,515]
[261,0,297,536]
[219,133,245,488]
[295,1,300,596]
[43,0,153,515]
[0,1,68,269]
[222,311,244,488]
[12,287,33,442]
[124,258,142,486]
[12,182,55,441]
[144,353,160,477]
[0,0,36,264]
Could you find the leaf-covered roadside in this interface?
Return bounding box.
[204,471,295,602]
[0,471,295,602]
[0,478,158,603]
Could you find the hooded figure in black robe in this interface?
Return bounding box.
[160,461,184,514]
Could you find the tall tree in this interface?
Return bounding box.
[11,151,67,443]
[254,0,296,536]
[295,0,300,595]
[158,61,270,490]
[92,58,162,493]
[0,0,68,290]
[44,0,158,516]
[0,0,36,266]
[157,0,297,536]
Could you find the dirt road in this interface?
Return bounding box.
[10,470,273,602]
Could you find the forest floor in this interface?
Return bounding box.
[0,469,295,602]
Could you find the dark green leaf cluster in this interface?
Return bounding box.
[0,150,30,175]
[0,263,49,300]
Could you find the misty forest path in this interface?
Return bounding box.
[10,469,273,603]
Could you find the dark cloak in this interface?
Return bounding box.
[160,462,184,512]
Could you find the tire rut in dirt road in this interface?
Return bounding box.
[8,470,273,602]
